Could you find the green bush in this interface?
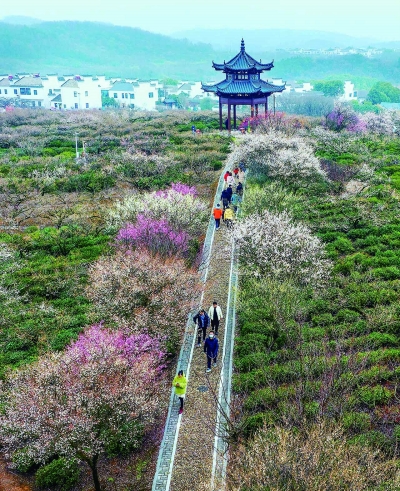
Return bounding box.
[35,458,80,490]
[357,385,392,407]
[342,412,371,432]
[350,430,392,454]
[12,447,36,473]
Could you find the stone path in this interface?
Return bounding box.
[152,170,243,491]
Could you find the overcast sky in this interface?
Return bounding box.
[3,0,400,41]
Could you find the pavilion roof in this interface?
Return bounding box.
[202,78,285,96]
[212,39,274,72]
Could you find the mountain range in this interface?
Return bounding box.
[1,20,399,84]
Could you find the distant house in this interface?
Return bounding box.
[109,81,138,108]
[340,81,357,101]
[0,77,13,99]
[59,77,102,109]
[11,76,45,107]
[356,90,369,103]
[163,98,179,110]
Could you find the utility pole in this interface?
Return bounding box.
[75,132,79,161]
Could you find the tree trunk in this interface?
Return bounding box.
[89,455,101,491]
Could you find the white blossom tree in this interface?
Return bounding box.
[107,186,209,237]
[232,210,331,287]
[228,131,326,187]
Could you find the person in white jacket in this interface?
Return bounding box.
[208,301,223,336]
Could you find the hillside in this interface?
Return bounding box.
[0,21,216,79]
[1,21,400,84]
[172,28,378,51]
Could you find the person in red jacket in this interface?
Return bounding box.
[213,203,223,230]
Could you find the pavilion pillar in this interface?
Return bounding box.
[233,105,237,129]
[251,100,254,118]
[265,98,268,116]
[219,100,223,130]
[255,104,259,117]
[228,102,232,132]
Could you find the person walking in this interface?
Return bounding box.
[220,189,230,210]
[236,181,243,196]
[172,370,187,415]
[204,331,219,373]
[208,301,223,335]
[233,167,239,179]
[227,173,235,187]
[213,203,223,230]
[226,184,233,203]
[223,206,235,229]
[193,309,210,347]
[230,192,241,213]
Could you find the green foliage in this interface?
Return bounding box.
[342,412,371,433]
[102,95,119,107]
[234,132,400,466]
[367,81,400,105]
[357,386,392,407]
[35,458,80,491]
[350,100,382,114]
[313,79,344,97]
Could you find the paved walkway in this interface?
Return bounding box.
[152,171,243,491]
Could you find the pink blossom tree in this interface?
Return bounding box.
[0,324,165,491]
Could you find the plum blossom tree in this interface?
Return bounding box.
[107,184,208,237]
[232,210,331,287]
[0,324,165,491]
[361,111,395,135]
[116,214,190,257]
[228,131,326,187]
[87,248,200,351]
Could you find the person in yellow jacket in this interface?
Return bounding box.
[223,206,235,229]
[172,370,187,415]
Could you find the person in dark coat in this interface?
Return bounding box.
[236,181,243,196]
[193,309,210,347]
[220,189,230,210]
[225,185,233,202]
[204,331,219,372]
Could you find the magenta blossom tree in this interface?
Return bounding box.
[116,213,190,257]
[0,324,165,491]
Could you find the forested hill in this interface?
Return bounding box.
[1,20,400,84]
[0,21,217,79]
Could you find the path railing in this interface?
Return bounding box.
[151,165,229,491]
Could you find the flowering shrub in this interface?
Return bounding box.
[116,214,189,257]
[228,131,326,187]
[0,324,165,491]
[108,185,208,237]
[232,210,331,287]
[87,248,200,351]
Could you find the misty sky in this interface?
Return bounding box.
[3,0,400,41]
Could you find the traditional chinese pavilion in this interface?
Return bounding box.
[202,39,285,130]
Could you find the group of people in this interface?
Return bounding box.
[173,164,246,415]
[213,164,244,230]
[173,301,223,414]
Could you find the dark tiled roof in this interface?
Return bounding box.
[213,39,274,72]
[202,78,285,96]
[110,82,135,91]
[0,78,12,86]
[51,94,62,102]
[61,79,79,88]
[13,76,43,87]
